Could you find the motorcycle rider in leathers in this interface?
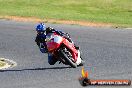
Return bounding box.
[35,23,79,65]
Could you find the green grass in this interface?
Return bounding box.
[0,0,132,27]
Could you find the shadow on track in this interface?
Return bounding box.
[0,66,72,72]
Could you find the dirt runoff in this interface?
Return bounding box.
[0,16,112,27]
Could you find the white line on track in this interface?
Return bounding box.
[0,58,17,70]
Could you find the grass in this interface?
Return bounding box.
[0,0,132,27]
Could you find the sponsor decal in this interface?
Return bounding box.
[79,67,131,86]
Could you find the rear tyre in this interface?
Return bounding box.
[59,48,77,68]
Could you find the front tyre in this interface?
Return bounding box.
[59,48,77,68]
[77,56,85,66]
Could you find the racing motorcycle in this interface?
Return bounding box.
[45,32,84,68]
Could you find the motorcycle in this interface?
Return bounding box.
[45,32,84,68]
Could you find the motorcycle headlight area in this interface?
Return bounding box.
[45,34,54,42]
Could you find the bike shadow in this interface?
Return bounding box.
[0,66,72,72]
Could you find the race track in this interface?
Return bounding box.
[0,19,132,88]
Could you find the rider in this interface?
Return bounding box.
[35,22,79,65]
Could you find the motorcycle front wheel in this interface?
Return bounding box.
[59,48,77,68]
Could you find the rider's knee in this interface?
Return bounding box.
[48,54,57,65]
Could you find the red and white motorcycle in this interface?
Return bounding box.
[45,33,84,68]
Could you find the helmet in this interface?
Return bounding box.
[36,23,46,32]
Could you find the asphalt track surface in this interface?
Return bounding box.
[0,19,132,88]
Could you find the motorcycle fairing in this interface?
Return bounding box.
[62,39,78,62]
[46,33,63,52]
[46,33,78,62]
